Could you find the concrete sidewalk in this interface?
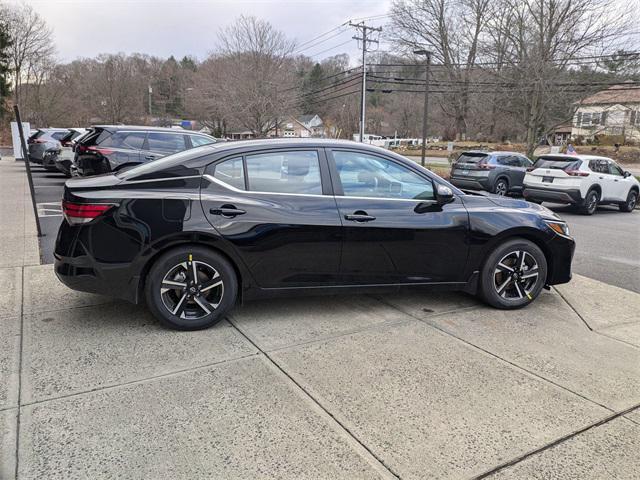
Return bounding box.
[1,156,639,479]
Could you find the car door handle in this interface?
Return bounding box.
[145,155,157,160]
[210,206,246,217]
[344,212,376,222]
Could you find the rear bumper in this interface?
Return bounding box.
[450,176,491,191]
[54,254,140,303]
[55,158,72,175]
[523,187,583,205]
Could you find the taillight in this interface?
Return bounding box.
[565,170,589,177]
[62,200,115,225]
[87,146,114,155]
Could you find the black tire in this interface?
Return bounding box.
[144,246,237,330]
[580,189,599,215]
[619,190,638,213]
[493,178,509,196]
[480,238,548,309]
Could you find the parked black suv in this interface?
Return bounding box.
[73,126,216,176]
[450,151,533,196]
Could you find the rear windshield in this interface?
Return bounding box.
[78,128,109,146]
[532,157,581,171]
[31,130,46,139]
[60,131,78,143]
[456,153,488,163]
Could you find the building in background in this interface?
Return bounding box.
[572,83,640,143]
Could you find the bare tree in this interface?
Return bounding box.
[211,15,298,136]
[4,3,55,107]
[490,0,630,155]
[389,0,492,140]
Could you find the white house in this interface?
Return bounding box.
[572,83,640,143]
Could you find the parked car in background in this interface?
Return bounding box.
[72,126,217,176]
[523,154,639,214]
[55,139,574,331]
[54,128,89,177]
[27,128,69,164]
[449,151,533,196]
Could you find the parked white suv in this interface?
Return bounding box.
[523,154,638,215]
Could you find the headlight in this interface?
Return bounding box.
[544,220,571,238]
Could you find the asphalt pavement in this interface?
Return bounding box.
[23,158,640,293]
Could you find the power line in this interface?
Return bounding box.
[307,38,353,58]
[293,27,349,54]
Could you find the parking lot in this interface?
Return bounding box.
[1,156,639,479]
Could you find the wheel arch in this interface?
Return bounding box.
[135,236,249,305]
[477,228,554,286]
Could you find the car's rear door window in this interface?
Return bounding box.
[213,157,245,190]
[332,150,435,200]
[190,135,215,147]
[245,150,322,195]
[100,131,146,150]
[147,132,187,154]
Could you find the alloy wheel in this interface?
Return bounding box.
[629,193,637,210]
[587,192,598,213]
[493,250,539,300]
[495,181,508,196]
[160,259,224,320]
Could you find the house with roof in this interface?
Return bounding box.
[572,83,640,143]
[266,114,327,138]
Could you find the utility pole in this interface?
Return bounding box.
[414,50,432,167]
[148,85,153,117]
[350,21,381,143]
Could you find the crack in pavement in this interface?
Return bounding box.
[553,286,593,331]
[226,316,401,480]
[472,403,640,479]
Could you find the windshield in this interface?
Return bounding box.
[456,153,488,163]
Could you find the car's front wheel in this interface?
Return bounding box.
[480,238,548,309]
[619,190,638,213]
[145,246,237,330]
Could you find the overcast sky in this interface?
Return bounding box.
[12,0,393,63]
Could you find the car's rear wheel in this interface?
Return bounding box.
[619,190,637,213]
[145,246,237,330]
[480,238,547,309]
[580,189,599,215]
[493,178,509,196]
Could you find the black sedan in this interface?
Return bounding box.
[54,139,575,330]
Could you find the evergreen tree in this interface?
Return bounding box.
[0,13,12,114]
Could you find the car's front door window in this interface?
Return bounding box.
[332,150,435,200]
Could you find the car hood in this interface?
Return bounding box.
[461,192,563,221]
[485,195,562,220]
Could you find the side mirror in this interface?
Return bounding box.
[435,184,455,205]
[623,171,631,178]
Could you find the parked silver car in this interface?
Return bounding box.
[28,128,69,164]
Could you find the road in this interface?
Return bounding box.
[25,160,640,293]
[545,203,640,293]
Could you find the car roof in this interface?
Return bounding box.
[92,125,212,135]
[460,150,526,156]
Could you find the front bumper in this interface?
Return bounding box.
[523,187,583,205]
[544,233,575,286]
